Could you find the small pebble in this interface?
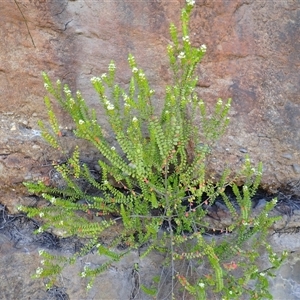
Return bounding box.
[255,199,267,209]
[292,164,300,174]
[281,153,293,160]
[94,164,101,172]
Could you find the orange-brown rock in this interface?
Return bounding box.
[0,0,299,197]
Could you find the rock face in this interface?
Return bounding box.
[1,202,300,300]
[0,1,300,193]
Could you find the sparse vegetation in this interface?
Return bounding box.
[20,1,287,298]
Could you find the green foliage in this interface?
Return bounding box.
[20,1,286,298]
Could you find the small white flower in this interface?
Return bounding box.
[56,79,61,85]
[106,103,115,110]
[50,197,56,204]
[37,227,44,233]
[59,220,64,225]
[17,205,23,211]
[198,282,205,288]
[259,272,265,277]
[182,36,190,43]
[76,91,81,97]
[64,86,71,95]
[242,220,248,226]
[225,102,231,108]
[108,62,116,71]
[41,260,45,265]
[87,283,92,290]
[217,98,223,105]
[128,55,135,65]
[39,212,44,218]
[36,267,43,277]
[132,116,138,122]
[124,102,130,107]
[200,44,207,52]
[186,0,195,6]
[229,291,233,295]
[81,272,86,278]
[101,73,107,79]
[149,89,155,95]
[44,83,49,89]
[139,72,145,80]
[38,249,45,256]
[79,120,85,125]
[103,180,108,185]
[111,146,116,151]
[132,67,138,73]
[178,52,186,59]
[91,76,101,84]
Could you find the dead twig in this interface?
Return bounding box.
[14,0,36,48]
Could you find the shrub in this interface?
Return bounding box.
[20,1,287,298]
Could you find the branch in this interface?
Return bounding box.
[14,0,36,48]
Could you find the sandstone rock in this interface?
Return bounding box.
[0,1,299,200]
[1,4,300,297]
